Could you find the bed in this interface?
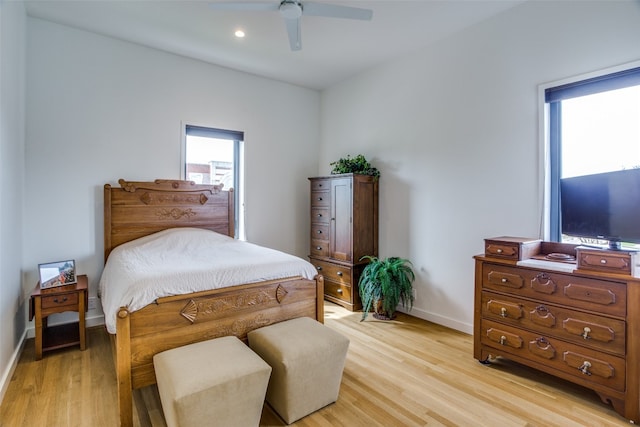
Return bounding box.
[101,179,324,427]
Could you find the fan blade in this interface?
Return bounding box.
[284,17,302,51]
[302,2,373,20]
[209,2,279,12]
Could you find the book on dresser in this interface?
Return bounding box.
[307,173,378,311]
[474,236,640,423]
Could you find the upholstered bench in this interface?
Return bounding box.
[247,316,350,424]
[153,336,272,427]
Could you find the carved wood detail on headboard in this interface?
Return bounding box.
[118,178,223,194]
[139,192,210,206]
[155,208,197,220]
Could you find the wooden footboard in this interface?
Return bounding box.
[115,275,324,427]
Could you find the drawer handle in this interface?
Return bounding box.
[316,266,322,271]
[500,307,507,318]
[501,278,508,283]
[337,289,343,294]
[578,361,592,376]
[317,213,323,217]
[53,297,68,304]
[535,305,548,314]
[535,337,549,346]
[500,335,507,345]
[317,230,323,234]
[496,249,503,253]
[316,246,322,250]
[582,326,592,340]
[337,271,343,277]
[317,197,323,201]
[600,259,607,264]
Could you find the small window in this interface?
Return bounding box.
[182,125,244,239]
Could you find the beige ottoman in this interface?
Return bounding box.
[247,317,350,424]
[153,336,272,427]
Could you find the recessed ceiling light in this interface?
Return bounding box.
[235,30,245,38]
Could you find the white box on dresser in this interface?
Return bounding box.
[474,237,640,423]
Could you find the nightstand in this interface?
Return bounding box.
[29,274,88,360]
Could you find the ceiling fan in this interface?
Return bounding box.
[209,1,373,51]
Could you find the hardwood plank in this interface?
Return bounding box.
[0,302,632,426]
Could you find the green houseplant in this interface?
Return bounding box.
[358,256,415,321]
[330,154,380,178]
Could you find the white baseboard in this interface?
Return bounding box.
[396,306,473,335]
[0,328,27,405]
[86,314,105,329]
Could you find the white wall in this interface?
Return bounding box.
[0,0,26,400]
[320,0,640,333]
[25,18,320,326]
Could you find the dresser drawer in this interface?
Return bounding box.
[485,237,541,261]
[309,259,352,285]
[310,239,329,257]
[577,249,635,275]
[481,319,626,392]
[311,190,330,207]
[483,264,626,317]
[485,241,519,259]
[481,291,625,356]
[311,207,329,224]
[324,280,352,303]
[42,292,78,310]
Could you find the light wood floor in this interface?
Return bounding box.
[0,302,631,427]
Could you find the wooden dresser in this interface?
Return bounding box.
[308,173,378,311]
[474,237,640,423]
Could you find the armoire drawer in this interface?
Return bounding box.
[481,319,626,392]
[310,179,330,191]
[309,259,352,285]
[482,263,627,317]
[311,224,329,240]
[481,291,625,356]
[324,280,352,303]
[310,239,329,257]
[311,207,330,224]
[311,190,330,207]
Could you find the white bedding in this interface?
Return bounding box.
[99,227,318,334]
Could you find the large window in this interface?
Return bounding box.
[545,65,640,246]
[182,125,244,239]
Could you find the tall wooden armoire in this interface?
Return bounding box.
[308,173,379,311]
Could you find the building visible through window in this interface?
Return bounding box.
[183,125,244,239]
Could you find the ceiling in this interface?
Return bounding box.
[24,0,526,90]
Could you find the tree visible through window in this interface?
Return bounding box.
[545,66,640,246]
[183,125,244,239]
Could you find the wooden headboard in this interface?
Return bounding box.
[104,179,234,262]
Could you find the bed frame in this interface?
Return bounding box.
[103,179,324,427]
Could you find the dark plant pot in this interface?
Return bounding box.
[373,299,396,320]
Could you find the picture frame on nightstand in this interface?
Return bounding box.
[38,259,76,289]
